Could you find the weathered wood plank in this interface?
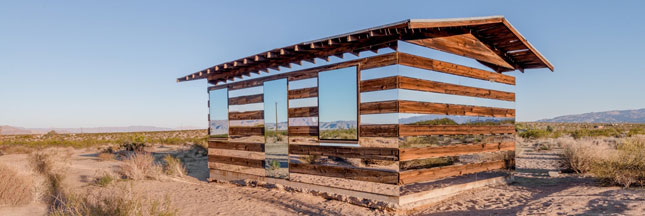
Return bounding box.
[229,110,264,120]
[208,140,265,152]
[399,160,507,184]
[228,94,263,105]
[229,126,264,136]
[360,100,515,117]
[289,126,319,136]
[208,155,265,169]
[289,144,399,161]
[209,149,265,160]
[398,76,515,101]
[398,52,515,85]
[360,100,399,114]
[399,125,515,136]
[406,33,514,69]
[290,163,399,184]
[288,87,318,99]
[399,142,514,161]
[359,76,398,92]
[288,107,319,118]
[360,124,399,137]
[399,101,515,117]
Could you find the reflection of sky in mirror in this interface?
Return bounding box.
[264,79,288,126]
[318,67,357,122]
[288,78,317,90]
[228,86,262,98]
[209,89,228,121]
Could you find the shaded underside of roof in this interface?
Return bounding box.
[178,16,553,84]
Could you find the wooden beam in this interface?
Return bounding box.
[290,163,399,184]
[400,142,514,161]
[399,125,515,136]
[399,160,507,184]
[398,52,515,85]
[360,124,399,137]
[228,94,263,105]
[406,33,514,69]
[208,155,265,169]
[290,145,399,161]
[288,87,318,99]
[229,126,264,136]
[398,76,515,101]
[208,140,265,152]
[288,126,318,136]
[229,110,264,120]
[288,107,318,118]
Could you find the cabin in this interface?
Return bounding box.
[177,16,553,211]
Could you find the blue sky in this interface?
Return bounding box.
[1,0,644,128]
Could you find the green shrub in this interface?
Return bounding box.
[519,129,549,139]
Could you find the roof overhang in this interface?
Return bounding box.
[178,16,553,84]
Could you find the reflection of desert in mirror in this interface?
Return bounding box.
[318,66,358,140]
[263,79,289,179]
[209,89,228,138]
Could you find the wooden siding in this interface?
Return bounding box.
[288,126,319,136]
[229,110,264,120]
[290,144,399,161]
[360,76,514,101]
[208,140,265,152]
[360,124,399,137]
[399,160,507,184]
[288,87,318,99]
[229,126,264,136]
[290,163,399,184]
[228,94,263,105]
[288,107,319,118]
[399,125,515,136]
[398,52,515,85]
[208,155,265,169]
[399,142,515,161]
[398,76,515,101]
[360,100,515,117]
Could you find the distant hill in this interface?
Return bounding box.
[0,125,205,135]
[538,108,645,123]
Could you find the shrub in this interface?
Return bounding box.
[561,139,599,173]
[162,155,186,177]
[518,129,549,139]
[120,153,163,180]
[0,163,34,206]
[590,137,645,187]
[95,173,115,187]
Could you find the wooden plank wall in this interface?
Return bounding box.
[359,52,516,185]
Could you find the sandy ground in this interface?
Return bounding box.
[1,141,645,215]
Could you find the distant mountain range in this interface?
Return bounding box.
[0,125,205,135]
[538,108,645,123]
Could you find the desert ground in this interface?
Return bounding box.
[2,129,645,215]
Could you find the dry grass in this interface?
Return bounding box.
[0,163,34,206]
[27,149,177,215]
[561,138,604,173]
[49,184,178,216]
[591,137,645,187]
[560,136,645,187]
[120,153,163,180]
[162,155,186,177]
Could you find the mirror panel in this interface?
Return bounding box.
[209,89,228,138]
[318,66,358,140]
[263,79,289,179]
